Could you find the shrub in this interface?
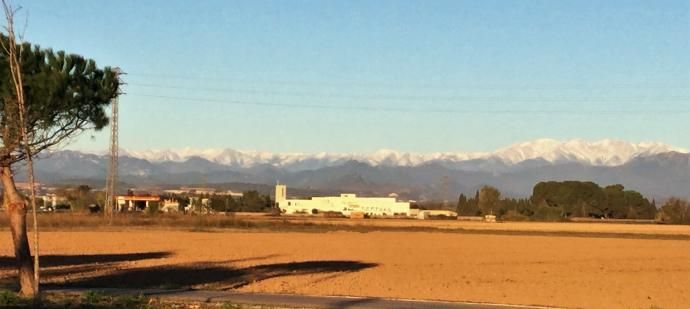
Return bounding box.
[110,294,147,307]
[0,290,21,306]
[501,210,530,221]
[657,198,690,225]
[82,290,106,304]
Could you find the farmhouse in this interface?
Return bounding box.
[275,184,410,217]
[117,195,160,211]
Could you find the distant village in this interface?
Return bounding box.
[10,178,673,224]
[8,182,460,220]
[12,182,248,214]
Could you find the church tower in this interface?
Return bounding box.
[275,184,287,203]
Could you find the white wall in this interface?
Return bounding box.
[277,185,410,217]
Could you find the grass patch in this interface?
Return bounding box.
[0,290,150,308]
[0,289,24,306]
[82,290,106,304]
[2,212,690,241]
[0,290,287,308]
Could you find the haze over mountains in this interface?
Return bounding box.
[31,139,690,201]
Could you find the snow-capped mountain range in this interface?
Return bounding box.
[28,138,690,200]
[113,139,686,169]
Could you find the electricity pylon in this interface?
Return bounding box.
[105,68,123,222]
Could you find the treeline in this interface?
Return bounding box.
[42,186,274,213]
[167,190,273,213]
[456,181,690,224]
[51,185,101,211]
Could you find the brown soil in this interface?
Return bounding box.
[1,225,689,308]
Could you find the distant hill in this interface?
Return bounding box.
[115,139,685,170]
[19,139,690,201]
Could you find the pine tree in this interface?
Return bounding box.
[0,33,119,295]
[456,194,468,215]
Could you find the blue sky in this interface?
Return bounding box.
[13,0,690,153]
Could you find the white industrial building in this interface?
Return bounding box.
[275,185,410,217]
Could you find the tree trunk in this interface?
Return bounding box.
[1,165,36,296]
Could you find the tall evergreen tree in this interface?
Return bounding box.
[456,193,468,215]
[0,34,119,295]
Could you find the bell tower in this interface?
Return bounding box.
[275,183,287,203]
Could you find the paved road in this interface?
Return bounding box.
[47,288,556,309]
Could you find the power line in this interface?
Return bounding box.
[127,82,690,103]
[128,93,690,115]
[127,72,690,90]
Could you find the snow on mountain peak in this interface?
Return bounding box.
[493,139,685,165]
[111,139,686,169]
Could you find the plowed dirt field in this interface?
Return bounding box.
[2,222,689,308]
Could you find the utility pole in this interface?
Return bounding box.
[105,68,123,222]
[441,174,450,209]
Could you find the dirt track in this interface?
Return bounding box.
[1,225,690,308]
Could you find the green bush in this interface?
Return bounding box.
[0,290,21,306]
[82,290,106,304]
[81,291,148,307]
[500,210,530,221]
[110,294,147,307]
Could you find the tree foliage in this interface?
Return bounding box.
[238,190,272,212]
[456,180,658,221]
[0,35,120,165]
[456,193,480,216]
[477,185,500,215]
[532,181,605,217]
[52,185,97,211]
[657,198,690,224]
[0,32,120,296]
[182,191,273,213]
